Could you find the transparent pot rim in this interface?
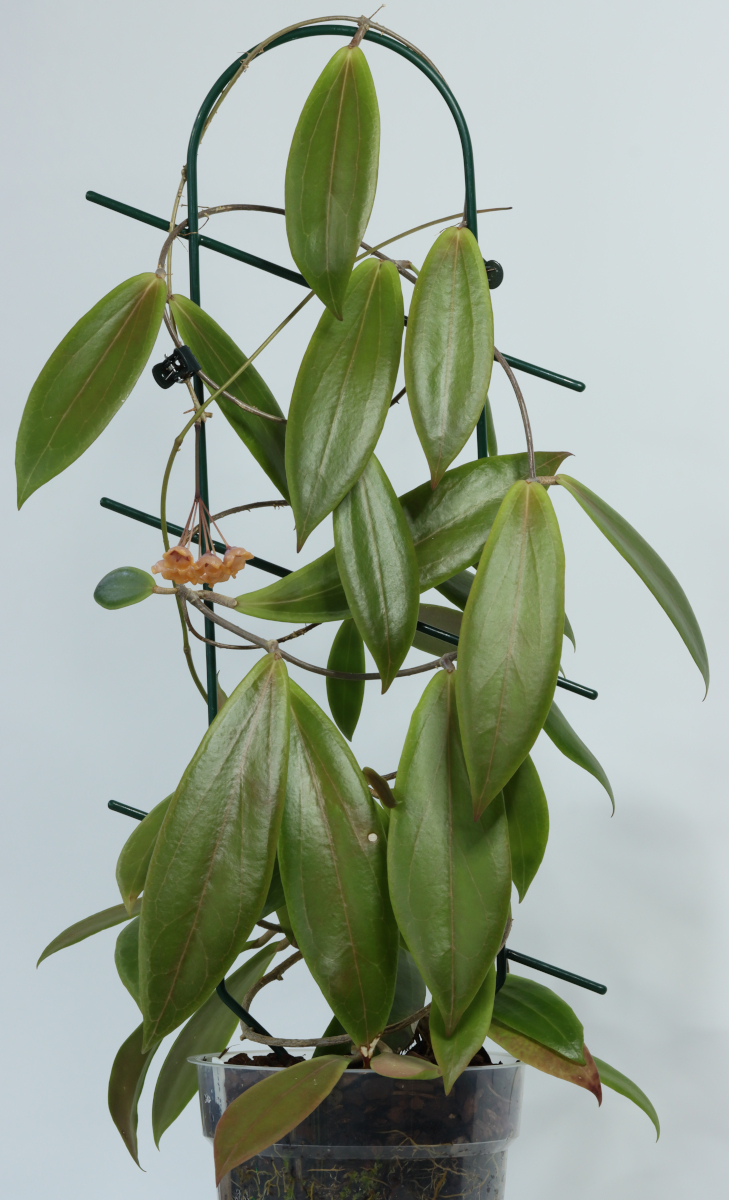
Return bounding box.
[189,1053,520,1072]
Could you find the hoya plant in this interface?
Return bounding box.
[23,13,707,1189]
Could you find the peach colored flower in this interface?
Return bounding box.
[223,546,254,578]
[195,551,230,585]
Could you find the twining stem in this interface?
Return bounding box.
[242,949,303,1014]
[238,1003,433,1049]
[362,206,512,256]
[166,167,187,300]
[494,347,536,481]
[175,593,208,701]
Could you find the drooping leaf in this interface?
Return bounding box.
[405,226,493,485]
[94,567,154,610]
[371,1052,441,1080]
[108,1023,160,1166]
[116,795,173,914]
[492,974,584,1062]
[593,1056,660,1139]
[362,767,396,810]
[381,946,427,1052]
[503,756,549,901]
[214,1056,352,1183]
[556,474,709,691]
[152,943,278,1146]
[279,681,398,1050]
[334,455,419,692]
[430,966,496,1094]
[563,612,576,651]
[488,1023,602,1103]
[17,273,166,507]
[388,670,511,1035]
[287,259,403,547]
[115,918,141,1007]
[139,654,290,1048]
[543,701,614,813]
[326,618,365,740]
[285,46,380,318]
[435,569,475,610]
[37,899,140,966]
[236,549,348,624]
[170,294,288,499]
[456,481,565,818]
[411,603,461,657]
[312,1014,352,1058]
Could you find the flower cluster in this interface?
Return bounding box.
[152,543,253,586]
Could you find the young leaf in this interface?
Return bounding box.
[488,1023,602,1103]
[152,943,278,1146]
[326,618,365,740]
[411,603,461,657]
[94,567,154,610]
[382,946,427,1052]
[556,474,709,691]
[169,295,288,500]
[405,226,493,485]
[563,612,576,650]
[279,681,398,1050]
[16,273,166,507]
[430,966,496,1094]
[388,670,511,1035]
[593,1056,660,1139]
[214,1056,352,1183]
[543,701,614,813]
[287,259,403,548]
[334,455,419,692]
[435,569,475,610]
[456,481,565,818]
[503,756,549,901]
[116,794,173,914]
[285,46,380,318]
[371,1053,441,1080]
[492,974,584,1062]
[37,899,140,966]
[108,1023,160,1166]
[362,767,396,810]
[115,918,141,1007]
[236,549,348,624]
[139,654,290,1048]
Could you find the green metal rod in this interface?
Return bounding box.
[505,949,607,995]
[501,353,585,393]
[108,800,148,821]
[85,190,170,232]
[198,233,308,287]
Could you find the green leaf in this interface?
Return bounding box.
[430,966,496,1094]
[382,946,427,1052]
[362,767,396,810]
[456,481,565,819]
[279,680,398,1050]
[116,795,173,914]
[326,618,365,740]
[334,455,419,692]
[488,1022,602,1103]
[543,701,614,813]
[236,549,348,624]
[115,918,141,1007]
[285,46,380,318]
[503,756,549,901]
[17,273,166,507]
[312,1014,352,1058]
[563,612,576,651]
[484,395,498,455]
[169,294,288,500]
[435,569,475,611]
[371,1052,441,1080]
[259,857,286,920]
[411,602,461,657]
[388,670,511,1035]
[108,1023,160,1166]
[94,567,154,610]
[593,1056,660,1139]
[37,899,140,966]
[405,226,493,485]
[214,1056,352,1183]
[287,259,403,548]
[492,974,584,1062]
[152,944,278,1146]
[139,654,290,1048]
[556,474,709,692]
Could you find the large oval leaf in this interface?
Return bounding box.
[371,1052,441,1080]
[556,474,709,691]
[456,481,565,819]
[108,1023,160,1166]
[488,1023,602,1103]
[334,455,419,692]
[388,670,511,1035]
[94,566,154,610]
[493,974,584,1062]
[115,918,141,1006]
[287,259,403,547]
[214,1056,352,1183]
[279,681,398,1050]
[503,756,549,902]
[236,549,347,624]
[430,966,496,1094]
[139,654,290,1048]
[543,701,614,812]
[17,273,166,507]
[170,294,288,499]
[326,618,365,740]
[593,1056,660,1139]
[404,226,493,485]
[116,794,173,914]
[37,899,140,966]
[285,46,380,318]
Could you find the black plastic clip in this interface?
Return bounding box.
[484,259,504,289]
[152,345,201,389]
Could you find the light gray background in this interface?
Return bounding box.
[2,2,727,1196]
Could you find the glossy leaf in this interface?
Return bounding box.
[563,612,576,651]
[108,1023,160,1166]
[115,918,141,1007]
[593,1056,660,1139]
[544,701,614,813]
[285,46,380,318]
[334,455,419,692]
[170,294,288,499]
[382,946,427,1052]
[371,1053,441,1080]
[435,569,475,611]
[116,795,173,914]
[37,899,140,966]
[411,602,461,657]
[557,474,709,691]
[405,226,493,485]
[488,1023,602,1103]
[94,567,154,610]
[214,1056,352,1182]
[456,481,565,818]
[326,618,365,739]
[503,757,549,901]
[17,273,166,507]
[260,858,286,920]
[287,259,403,547]
[152,944,278,1145]
[492,974,584,1062]
[139,654,290,1048]
[388,670,511,1035]
[430,966,496,1094]
[236,549,348,624]
[279,681,398,1050]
